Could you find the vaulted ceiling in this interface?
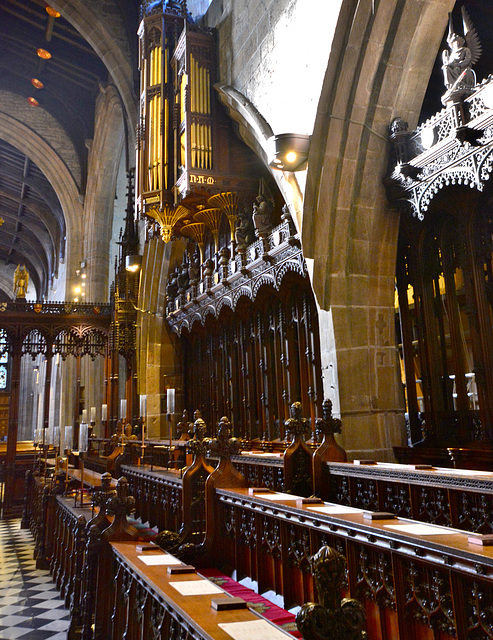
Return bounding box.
[0,138,64,297]
[0,0,139,300]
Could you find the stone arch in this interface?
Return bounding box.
[215,84,304,233]
[0,90,82,189]
[299,0,456,459]
[83,85,125,301]
[0,112,84,296]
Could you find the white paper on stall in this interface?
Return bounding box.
[169,580,224,596]
[219,620,291,639]
[251,492,298,501]
[383,523,454,536]
[306,505,361,515]
[434,468,493,477]
[138,554,183,566]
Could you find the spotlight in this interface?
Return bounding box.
[268,133,310,171]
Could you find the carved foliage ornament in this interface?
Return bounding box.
[296,546,367,640]
[207,416,241,459]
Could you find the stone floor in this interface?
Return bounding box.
[0,518,70,639]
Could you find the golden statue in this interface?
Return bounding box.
[14,264,29,299]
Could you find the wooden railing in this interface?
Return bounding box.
[23,417,493,640]
[122,465,182,533]
[325,461,493,533]
[212,487,493,639]
[120,455,493,536]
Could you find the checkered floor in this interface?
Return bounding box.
[0,519,70,639]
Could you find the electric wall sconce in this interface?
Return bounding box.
[268,133,310,171]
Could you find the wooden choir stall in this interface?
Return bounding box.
[23,405,493,640]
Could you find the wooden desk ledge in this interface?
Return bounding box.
[326,460,493,490]
[111,542,295,639]
[68,467,117,488]
[219,487,493,577]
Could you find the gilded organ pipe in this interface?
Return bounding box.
[198,65,203,113]
[191,122,196,167]
[198,124,203,168]
[156,94,162,190]
[191,56,196,113]
[163,95,168,189]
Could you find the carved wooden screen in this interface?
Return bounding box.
[181,275,323,440]
[396,189,493,445]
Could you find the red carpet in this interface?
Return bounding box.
[200,568,302,638]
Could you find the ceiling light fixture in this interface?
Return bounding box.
[45,5,61,18]
[27,97,39,107]
[31,78,44,89]
[36,48,51,60]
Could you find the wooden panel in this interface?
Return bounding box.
[0,392,9,439]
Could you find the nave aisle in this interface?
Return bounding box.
[0,519,70,639]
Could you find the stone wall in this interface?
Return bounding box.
[206,0,341,138]
[201,0,456,460]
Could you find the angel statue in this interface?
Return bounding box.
[13,264,29,299]
[252,178,274,237]
[442,7,481,102]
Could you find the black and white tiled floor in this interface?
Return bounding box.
[0,519,70,639]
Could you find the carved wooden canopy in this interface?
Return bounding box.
[386,77,493,219]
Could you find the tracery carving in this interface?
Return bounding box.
[465,581,493,639]
[261,516,282,560]
[333,476,351,506]
[238,510,257,547]
[415,486,451,526]
[22,329,47,358]
[167,216,305,335]
[404,561,455,636]
[149,597,166,640]
[286,524,311,572]
[457,492,493,534]
[222,502,236,538]
[386,73,493,220]
[382,482,411,517]
[353,478,378,511]
[356,548,395,609]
